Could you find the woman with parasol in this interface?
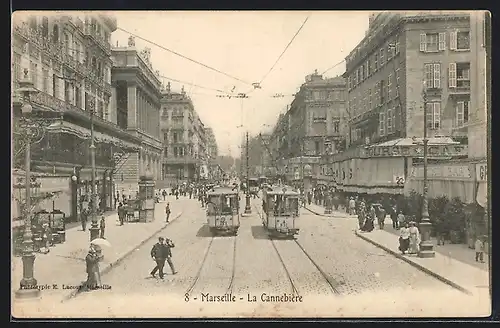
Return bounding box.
[83,238,109,290]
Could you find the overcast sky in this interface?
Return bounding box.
[111,11,369,157]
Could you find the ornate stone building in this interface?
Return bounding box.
[160,83,209,185]
[12,13,139,220]
[110,37,163,194]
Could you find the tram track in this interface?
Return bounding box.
[254,204,341,297]
[184,230,238,298]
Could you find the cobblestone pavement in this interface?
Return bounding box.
[52,198,479,318]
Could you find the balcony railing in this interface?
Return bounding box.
[83,23,112,54]
[13,23,111,95]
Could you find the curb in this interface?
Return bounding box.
[61,211,183,302]
[354,230,473,296]
[302,205,356,218]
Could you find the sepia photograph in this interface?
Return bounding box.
[11,10,490,318]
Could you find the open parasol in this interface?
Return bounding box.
[91,238,111,248]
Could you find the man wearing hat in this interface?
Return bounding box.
[150,237,168,279]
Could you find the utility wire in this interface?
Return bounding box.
[257,15,310,86]
[321,59,346,76]
[118,27,253,86]
[159,74,231,95]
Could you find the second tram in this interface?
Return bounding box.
[261,185,300,238]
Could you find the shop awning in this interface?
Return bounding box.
[46,121,140,151]
[404,178,476,204]
[476,181,487,208]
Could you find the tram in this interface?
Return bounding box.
[261,185,300,238]
[206,185,240,236]
[248,178,260,196]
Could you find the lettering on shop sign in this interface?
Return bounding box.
[366,145,467,158]
[410,165,471,179]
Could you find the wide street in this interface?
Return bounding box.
[58,195,473,317]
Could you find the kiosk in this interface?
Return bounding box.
[138,169,156,223]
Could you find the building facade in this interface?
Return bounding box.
[204,127,218,162]
[160,83,208,185]
[325,12,473,196]
[110,37,163,194]
[269,72,347,184]
[12,13,140,220]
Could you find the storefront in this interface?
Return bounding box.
[323,137,468,196]
[404,162,476,203]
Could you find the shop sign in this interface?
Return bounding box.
[476,163,488,182]
[410,165,471,179]
[365,144,468,158]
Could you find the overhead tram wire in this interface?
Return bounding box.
[256,15,311,87]
[158,74,232,95]
[321,58,346,76]
[118,27,253,87]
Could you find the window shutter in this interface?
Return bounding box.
[433,63,441,88]
[450,31,457,50]
[434,102,441,129]
[448,63,457,88]
[467,100,471,122]
[456,101,464,126]
[420,33,427,52]
[438,32,446,50]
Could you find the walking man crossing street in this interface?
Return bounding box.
[150,237,178,279]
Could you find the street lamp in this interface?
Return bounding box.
[88,99,100,242]
[14,69,62,299]
[244,131,252,214]
[418,82,435,258]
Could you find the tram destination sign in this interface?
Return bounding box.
[363,144,468,158]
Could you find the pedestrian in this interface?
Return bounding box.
[164,237,178,275]
[162,189,167,201]
[115,192,120,209]
[390,206,398,229]
[398,222,410,254]
[397,211,405,229]
[81,206,88,232]
[150,237,169,279]
[99,215,106,239]
[475,236,485,263]
[117,202,124,225]
[307,191,312,205]
[408,222,420,254]
[165,203,171,223]
[349,197,356,215]
[175,189,179,200]
[84,243,103,290]
[377,206,386,230]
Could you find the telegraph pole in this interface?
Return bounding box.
[244,131,252,214]
[89,104,100,241]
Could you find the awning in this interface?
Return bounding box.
[47,121,140,151]
[404,178,476,204]
[476,181,487,208]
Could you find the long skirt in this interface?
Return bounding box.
[399,237,410,253]
[409,234,419,253]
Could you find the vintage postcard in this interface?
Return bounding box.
[11,10,491,318]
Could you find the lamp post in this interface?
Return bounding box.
[418,83,435,258]
[244,131,252,214]
[88,100,100,242]
[14,69,61,299]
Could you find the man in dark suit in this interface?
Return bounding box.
[150,237,167,279]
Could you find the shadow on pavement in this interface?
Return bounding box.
[196,224,213,238]
[251,225,269,240]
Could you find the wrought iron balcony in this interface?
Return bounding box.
[83,23,111,54]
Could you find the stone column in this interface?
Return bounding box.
[127,84,137,129]
[110,86,117,124]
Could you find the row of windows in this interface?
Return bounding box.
[424,62,471,89]
[347,35,400,91]
[378,106,398,137]
[348,68,400,117]
[420,30,470,53]
[14,55,109,119]
[309,90,346,101]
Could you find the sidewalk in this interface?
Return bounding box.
[355,228,490,296]
[381,224,490,271]
[303,203,357,218]
[11,197,192,302]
